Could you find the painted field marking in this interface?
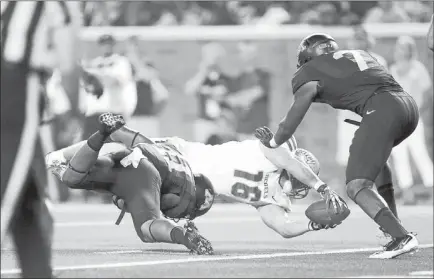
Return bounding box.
[409,271,433,276]
[94,250,143,255]
[2,244,433,275]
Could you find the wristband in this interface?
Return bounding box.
[269,138,278,148]
[314,181,327,192]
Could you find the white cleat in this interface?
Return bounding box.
[369,233,419,259]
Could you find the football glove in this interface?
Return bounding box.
[317,184,347,215]
[255,126,275,148]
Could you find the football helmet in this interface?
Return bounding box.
[191,174,216,219]
[286,148,321,199]
[296,33,339,68]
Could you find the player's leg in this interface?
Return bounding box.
[113,159,212,254]
[109,124,155,147]
[10,174,53,278]
[375,162,398,218]
[346,92,419,259]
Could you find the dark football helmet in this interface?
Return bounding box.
[296,33,339,68]
[192,174,216,219]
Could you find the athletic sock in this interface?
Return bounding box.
[353,187,407,239]
[377,183,398,218]
[170,226,187,245]
[374,208,408,239]
[87,131,107,152]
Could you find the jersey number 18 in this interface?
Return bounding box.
[231,170,263,202]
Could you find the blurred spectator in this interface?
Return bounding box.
[336,25,388,167]
[185,42,232,142]
[205,105,239,145]
[348,25,388,67]
[224,41,270,140]
[256,2,291,25]
[396,1,433,23]
[125,36,170,137]
[83,1,127,26]
[389,36,433,204]
[364,1,410,23]
[82,1,430,26]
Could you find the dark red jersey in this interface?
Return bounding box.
[134,142,196,219]
[292,50,402,115]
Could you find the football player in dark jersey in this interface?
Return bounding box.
[45,113,214,255]
[255,33,419,259]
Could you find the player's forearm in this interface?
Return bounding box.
[259,144,325,191]
[274,96,312,146]
[257,205,310,238]
[110,126,155,148]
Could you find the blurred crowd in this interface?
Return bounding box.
[82,1,433,26]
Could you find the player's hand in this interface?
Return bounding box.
[255,126,275,148]
[98,113,126,136]
[317,185,347,215]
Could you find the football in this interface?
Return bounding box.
[305,199,350,226]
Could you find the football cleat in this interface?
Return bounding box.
[369,233,418,259]
[184,221,214,255]
[98,113,125,136]
[45,151,68,182]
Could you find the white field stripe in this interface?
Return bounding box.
[1,74,40,244]
[94,250,143,255]
[410,271,434,276]
[1,244,433,275]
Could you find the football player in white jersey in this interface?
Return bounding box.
[101,114,349,239]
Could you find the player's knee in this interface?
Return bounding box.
[346,179,374,201]
[375,163,393,188]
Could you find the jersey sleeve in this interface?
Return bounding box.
[291,64,321,94]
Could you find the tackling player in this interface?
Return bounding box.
[256,33,419,259]
[107,116,349,239]
[45,114,214,255]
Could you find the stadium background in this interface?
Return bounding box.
[47,1,433,204]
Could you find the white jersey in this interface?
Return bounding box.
[153,137,296,211]
[84,54,137,117]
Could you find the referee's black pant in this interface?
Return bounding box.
[1,62,53,278]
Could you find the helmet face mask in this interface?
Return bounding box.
[297,33,339,68]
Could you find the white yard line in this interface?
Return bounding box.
[2,244,433,275]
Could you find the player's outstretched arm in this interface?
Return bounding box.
[256,204,310,238]
[259,143,327,193]
[270,82,318,148]
[428,14,434,51]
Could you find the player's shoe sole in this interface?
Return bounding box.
[369,233,418,259]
